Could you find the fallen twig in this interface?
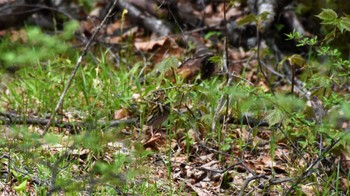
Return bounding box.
[0,111,137,133]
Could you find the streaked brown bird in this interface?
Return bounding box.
[145,90,170,135]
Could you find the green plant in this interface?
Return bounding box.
[0,21,78,67]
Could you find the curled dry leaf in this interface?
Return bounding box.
[134,37,168,51]
[177,58,202,82]
[143,132,165,150]
[177,55,215,82]
[184,179,213,196]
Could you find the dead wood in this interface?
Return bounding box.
[0,111,137,133]
[117,0,172,36]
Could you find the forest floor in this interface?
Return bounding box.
[0,0,350,195]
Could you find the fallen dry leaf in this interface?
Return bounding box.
[134,37,168,51]
[143,132,166,150]
[184,179,214,196]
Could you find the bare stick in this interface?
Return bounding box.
[239,174,267,196]
[211,0,234,132]
[0,111,137,133]
[42,0,120,136]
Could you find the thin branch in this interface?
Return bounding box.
[239,174,267,196]
[42,0,120,136]
[0,111,137,133]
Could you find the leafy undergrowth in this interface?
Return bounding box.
[1,5,350,196]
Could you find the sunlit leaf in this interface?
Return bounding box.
[237,14,257,26]
[316,9,338,25]
[338,17,350,33]
[259,11,270,21]
[288,54,306,67]
[13,180,27,192]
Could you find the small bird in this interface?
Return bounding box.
[145,90,170,136]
